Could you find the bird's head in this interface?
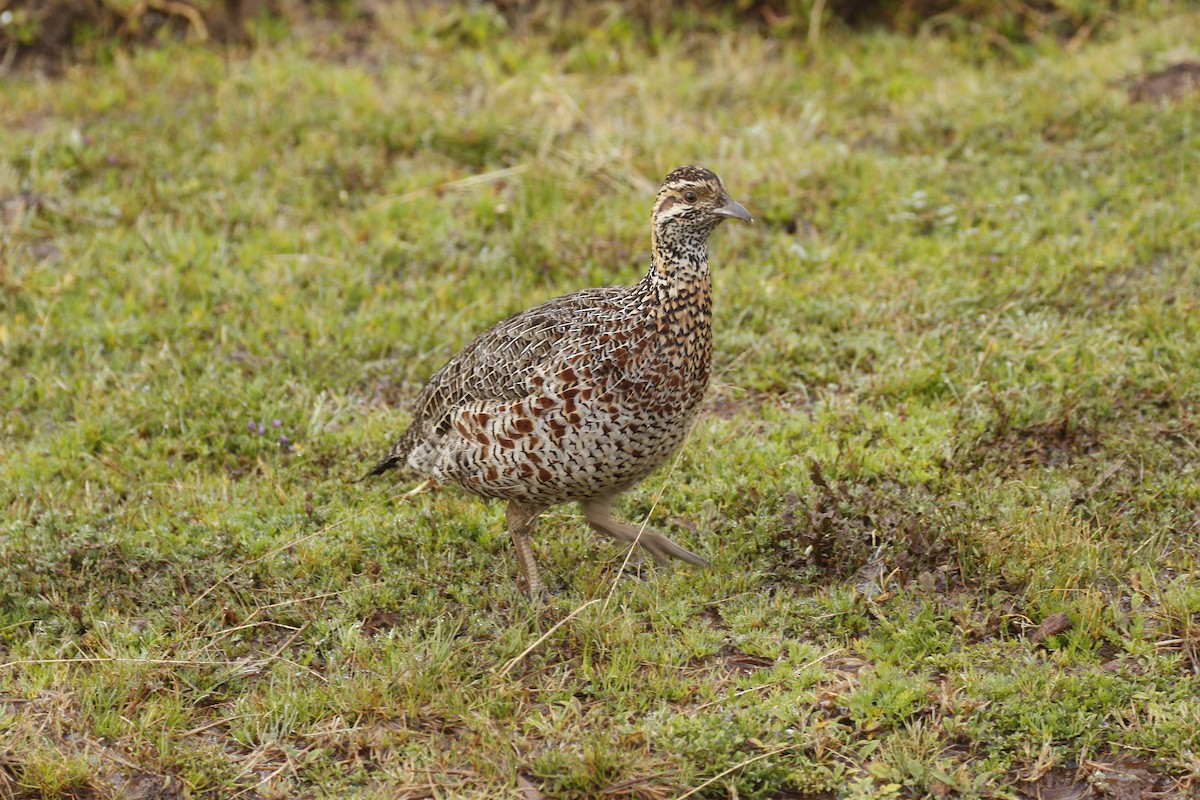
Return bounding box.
[651,166,752,248]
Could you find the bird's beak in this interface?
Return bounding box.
[714,196,753,223]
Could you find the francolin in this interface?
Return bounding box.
[363,166,751,597]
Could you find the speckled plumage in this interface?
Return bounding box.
[364,166,751,595]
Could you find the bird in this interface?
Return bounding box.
[362,166,751,597]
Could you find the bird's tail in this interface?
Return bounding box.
[355,457,396,483]
[355,440,415,484]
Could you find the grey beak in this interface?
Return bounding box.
[714,197,753,223]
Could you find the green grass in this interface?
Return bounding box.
[2,5,1200,798]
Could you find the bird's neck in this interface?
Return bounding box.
[632,229,714,395]
[642,230,713,312]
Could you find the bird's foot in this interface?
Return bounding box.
[584,507,709,568]
[516,574,548,606]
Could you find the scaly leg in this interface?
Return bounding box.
[582,497,709,567]
[506,500,548,599]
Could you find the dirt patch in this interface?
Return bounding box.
[688,646,775,675]
[1126,62,1200,104]
[360,608,406,636]
[1015,756,1180,799]
[108,774,190,800]
[952,403,1101,475]
[705,391,761,420]
[0,690,193,800]
[703,387,804,420]
[718,647,775,673]
[768,459,954,583]
[0,192,50,225]
[692,605,729,630]
[359,375,421,410]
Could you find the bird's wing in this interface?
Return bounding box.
[361,286,626,478]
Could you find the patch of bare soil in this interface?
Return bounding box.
[686,646,775,676]
[952,404,1101,475]
[360,608,406,636]
[0,690,190,800]
[360,375,418,409]
[691,605,729,630]
[703,385,815,421]
[108,774,190,800]
[768,459,955,582]
[0,192,50,225]
[1015,757,1182,799]
[1126,62,1200,104]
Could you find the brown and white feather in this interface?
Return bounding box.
[363,166,749,592]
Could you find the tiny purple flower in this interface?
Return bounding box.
[107,155,117,165]
[257,423,266,435]
[248,420,257,431]
[272,419,282,428]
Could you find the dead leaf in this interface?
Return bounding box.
[1031,612,1072,643]
[518,773,545,800]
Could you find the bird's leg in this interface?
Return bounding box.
[506,500,547,600]
[582,498,709,568]
[398,478,437,500]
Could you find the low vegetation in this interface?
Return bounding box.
[0,0,1172,69]
[1,3,1199,797]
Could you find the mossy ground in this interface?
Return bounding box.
[1,5,1199,798]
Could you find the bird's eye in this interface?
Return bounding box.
[683,191,698,203]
